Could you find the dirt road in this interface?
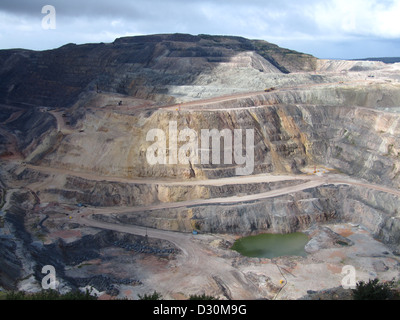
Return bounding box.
[26,163,305,186]
[69,168,400,299]
[26,163,400,213]
[76,212,259,299]
[16,78,400,298]
[163,79,375,111]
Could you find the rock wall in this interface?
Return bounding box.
[0,34,317,109]
[91,183,400,252]
[0,188,179,291]
[0,190,39,290]
[0,106,57,160]
[95,185,339,234]
[40,174,303,207]
[32,84,400,190]
[340,185,400,250]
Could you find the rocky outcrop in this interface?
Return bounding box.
[41,174,303,207]
[0,187,179,291]
[340,184,400,251]
[304,225,354,253]
[89,183,400,252]
[0,106,57,159]
[3,35,398,190]
[1,34,400,296]
[0,34,317,109]
[96,184,339,234]
[31,83,400,190]
[0,190,39,290]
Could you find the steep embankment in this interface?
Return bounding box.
[0,33,316,109]
[19,81,400,251]
[1,34,400,296]
[15,88,400,251]
[81,181,400,252]
[30,83,400,189]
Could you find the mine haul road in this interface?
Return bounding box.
[75,214,260,299]
[163,79,377,111]
[23,78,400,262]
[26,162,400,299]
[68,170,400,299]
[69,171,400,247]
[16,80,400,298]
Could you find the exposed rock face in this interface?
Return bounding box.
[341,185,400,249]
[90,183,400,252]
[26,84,400,191]
[0,188,179,291]
[40,173,304,207]
[0,105,57,159]
[0,33,316,109]
[2,34,399,189]
[105,187,338,234]
[1,34,400,296]
[0,190,40,290]
[304,225,354,253]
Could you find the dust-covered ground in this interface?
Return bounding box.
[1,50,400,299]
[21,199,400,300]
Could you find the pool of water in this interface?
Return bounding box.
[231,232,310,259]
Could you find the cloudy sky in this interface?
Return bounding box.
[0,0,399,59]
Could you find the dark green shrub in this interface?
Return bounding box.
[5,288,97,300]
[353,278,396,300]
[138,291,163,300]
[189,293,218,300]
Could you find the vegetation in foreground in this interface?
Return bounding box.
[352,278,400,300]
[2,278,399,300]
[2,289,97,300]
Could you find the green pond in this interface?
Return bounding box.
[231,232,309,259]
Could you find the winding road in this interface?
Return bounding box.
[26,161,400,263]
[8,78,400,298]
[20,79,400,272]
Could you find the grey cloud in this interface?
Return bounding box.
[0,0,199,18]
[0,0,398,59]
[0,0,321,21]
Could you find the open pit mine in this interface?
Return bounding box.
[1,33,400,300]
